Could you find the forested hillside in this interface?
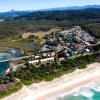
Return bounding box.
[14,9,100,21]
[0,8,100,40]
[0,10,32,20]
[82,23,100,39]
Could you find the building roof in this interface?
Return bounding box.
[40,45,57,52]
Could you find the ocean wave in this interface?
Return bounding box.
[80,89,94,97]
[92,86,100,92]
[73,93,80,96]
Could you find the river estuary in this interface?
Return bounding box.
[0,47,24,76]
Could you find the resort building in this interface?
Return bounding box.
[29,57,54,64]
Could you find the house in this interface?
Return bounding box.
[42,52,55,57]
[75,43,86,52]
[39,44,62,57]
[66,48,74,57]
[59,57,65,61]
[39,45,57,53]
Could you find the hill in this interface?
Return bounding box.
[39,5,100,11]
[13,8,100,21]
[1,5,100,20]
[0,10,33,20]
[0,8,100,40]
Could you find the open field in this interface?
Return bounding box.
[0,39,30,49]
[22,28,61,39]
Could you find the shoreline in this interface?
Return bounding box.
[36,73,100,100]
[3,62,100,100]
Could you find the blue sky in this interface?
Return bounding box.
[0,0,100,12]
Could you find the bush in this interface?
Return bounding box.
[15,52,100,85]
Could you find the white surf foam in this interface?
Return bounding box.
[80,89,94,97]
[92,85,100,92]
[73,93,80,96]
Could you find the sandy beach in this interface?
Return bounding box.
[3,62,100,100]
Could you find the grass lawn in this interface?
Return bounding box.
[0,39,38,55]
[0,39,30,50]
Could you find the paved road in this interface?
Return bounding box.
[0,55,34,63]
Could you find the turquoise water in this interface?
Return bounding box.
[56,84,100,100]
[0,48,24,76]
[0,61,9,76]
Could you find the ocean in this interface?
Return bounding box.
[54,80,100,100]
[65,85,100,100]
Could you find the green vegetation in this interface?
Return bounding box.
[0,68,22,99]
[0,39,30,48]
[82,23,100,40]
[0,9,100,41]
[12,9,100,41]
[15,51,100,85]
[0,8,100,98]
[90,43,100,52]
[0,71,15,84]
[0,82,22,99]
[0,39,40,55]
[0,20,59,40]
[14,9,100,21]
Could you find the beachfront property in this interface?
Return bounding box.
[29,57,54,64]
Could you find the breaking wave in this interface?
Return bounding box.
[80,89,94,97]
[92,86,100,92]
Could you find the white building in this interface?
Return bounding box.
[29,57,54,64]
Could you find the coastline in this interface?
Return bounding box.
[36,73,100,100]
[2,62,100,100]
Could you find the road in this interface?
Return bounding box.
[0,55,34,63]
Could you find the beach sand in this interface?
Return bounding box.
[2,62,100,100]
